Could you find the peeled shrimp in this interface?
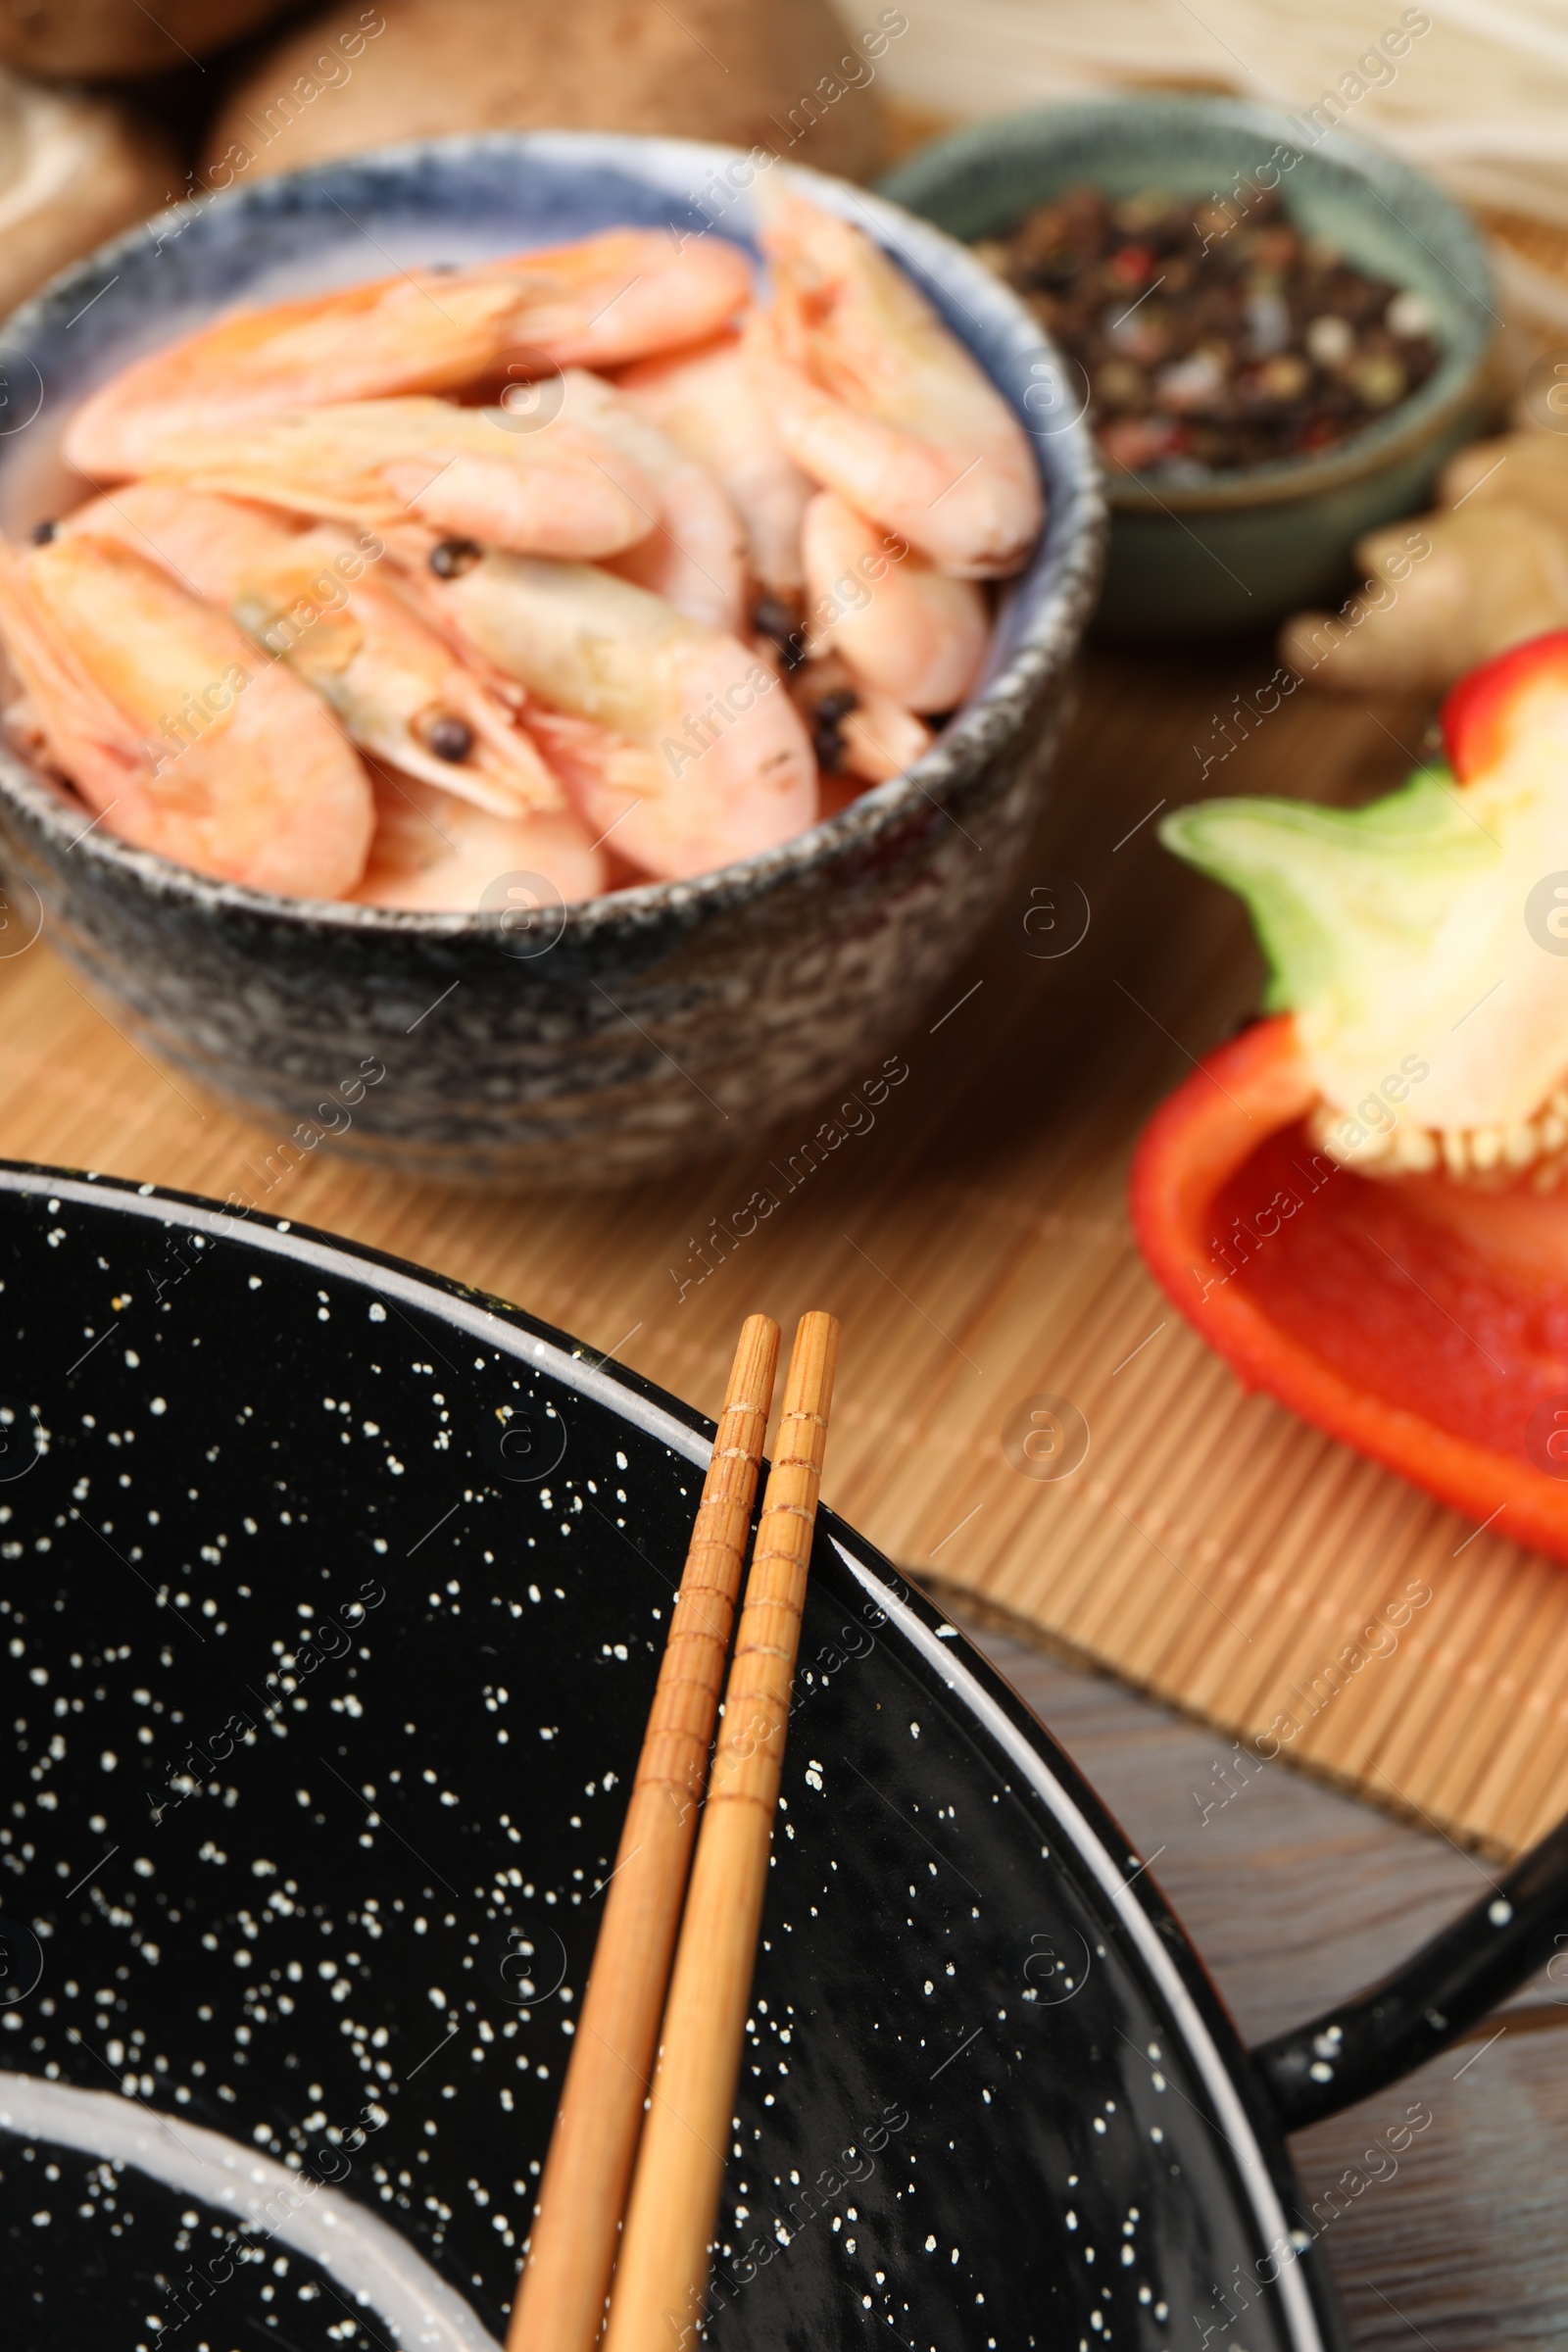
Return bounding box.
[0,534,372,898]
[64,486,561,818]
[122,398,659,563]
[800,491,987,712]
[64,231,753,478]
[351,769,605,912]
[420,551,816,880]
[618,336,814,599]
[747,192,1042,580]
[552,368,747,636]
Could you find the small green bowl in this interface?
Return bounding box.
[881,94,1496,638]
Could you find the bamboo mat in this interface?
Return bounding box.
[3,639,1564,1863]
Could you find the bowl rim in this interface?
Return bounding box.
[0,126,1106,942]
[877,90,1497,517]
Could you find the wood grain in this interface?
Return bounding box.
[3,639,1566,1858]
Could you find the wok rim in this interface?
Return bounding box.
[0,1155,1336,2352]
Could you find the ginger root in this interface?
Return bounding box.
[1281,430,1568,694]
[1442,430,1568,532]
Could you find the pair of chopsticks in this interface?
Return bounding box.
[506,1308,840,2352]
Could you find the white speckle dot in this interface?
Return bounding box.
[369,1303,386,1322]
[1490,1898,1513,1927]
[99,1751,117,1772]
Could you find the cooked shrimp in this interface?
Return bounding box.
[64,231,753,478]
[64,486,562,818]
[491,228,753,369]
[841,697,931,782]
[553,368,746,635]
[790,653,931,784]
[351,768,605,912]
[419,550,816,880]
[747,191,1042,580]
[618,335,813,599]
[0,534,372,898]
[800,490,986,711]
[123,398,658,563]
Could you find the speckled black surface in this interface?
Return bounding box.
[0,134,1105,1188]
[0,1164,1342,2352]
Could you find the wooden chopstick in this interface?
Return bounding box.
[601,1309,841,2352]
[506,1312,781,2352]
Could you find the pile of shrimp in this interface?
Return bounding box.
[0,192,1042,909]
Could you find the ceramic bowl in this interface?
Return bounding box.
[880,95,1495,638]
[0,132,1103,1190]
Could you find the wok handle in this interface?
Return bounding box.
[1250,1809,1568,2131]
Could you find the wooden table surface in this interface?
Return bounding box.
[961,1611,1568,2351]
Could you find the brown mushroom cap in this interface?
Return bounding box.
[0,0,293,80]
[0,72,176,320]
[204,0,885,188]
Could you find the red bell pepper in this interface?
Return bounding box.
[1131,631,1568,1558]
